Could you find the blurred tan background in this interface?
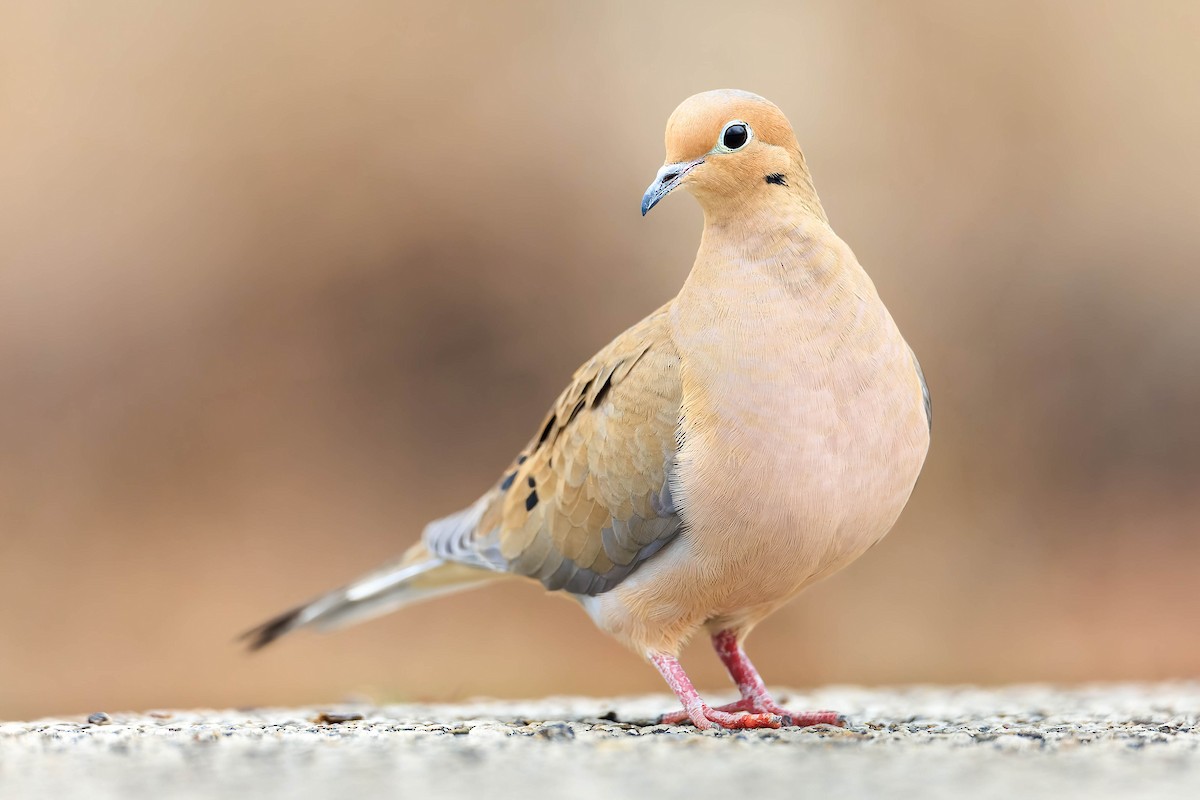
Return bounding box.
[1,0,1198,720]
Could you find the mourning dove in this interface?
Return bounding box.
[244,89,931,730]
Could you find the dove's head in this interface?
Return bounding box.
[641,89,824,221]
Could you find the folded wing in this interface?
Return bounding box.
[425,303,684,595]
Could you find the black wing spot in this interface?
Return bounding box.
[536,414,557,447]
[525,490,539,511]
[591,373,615,408]
[500,472,517,491]
[527,475,536,488]
[765,173,788,186]
[516,454,528,465]
[565,396,587,426]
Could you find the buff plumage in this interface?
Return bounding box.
[245,90,930,730]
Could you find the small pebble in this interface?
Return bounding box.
[535,722,576,741]
[313,712,364,725]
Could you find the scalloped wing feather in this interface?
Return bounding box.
[422,304,683,595]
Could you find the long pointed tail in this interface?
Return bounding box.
[241,544,498,651]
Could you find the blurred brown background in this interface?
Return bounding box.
[1,0,1198,720]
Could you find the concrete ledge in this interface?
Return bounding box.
[3,684,1199,799]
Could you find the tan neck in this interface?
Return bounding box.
[779,147,827,224]
[687,198,852,307]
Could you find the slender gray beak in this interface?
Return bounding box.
[641,158,704,216]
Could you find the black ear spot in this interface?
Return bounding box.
[765,173,788,186]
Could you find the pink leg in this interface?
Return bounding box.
[659,630,845,728]
[649,652,784,730]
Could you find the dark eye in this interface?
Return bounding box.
[722,123,748,150]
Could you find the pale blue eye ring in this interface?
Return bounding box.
[715,120,752,153]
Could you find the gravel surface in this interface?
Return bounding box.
[2,684,1198,799]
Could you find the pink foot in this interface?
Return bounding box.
[659,698,845,728]
[686,705,784,730]
[649,652,785,731]
[757,703,845,728]
[655,629,851,729]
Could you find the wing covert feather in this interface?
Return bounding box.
[423,304,683,595]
